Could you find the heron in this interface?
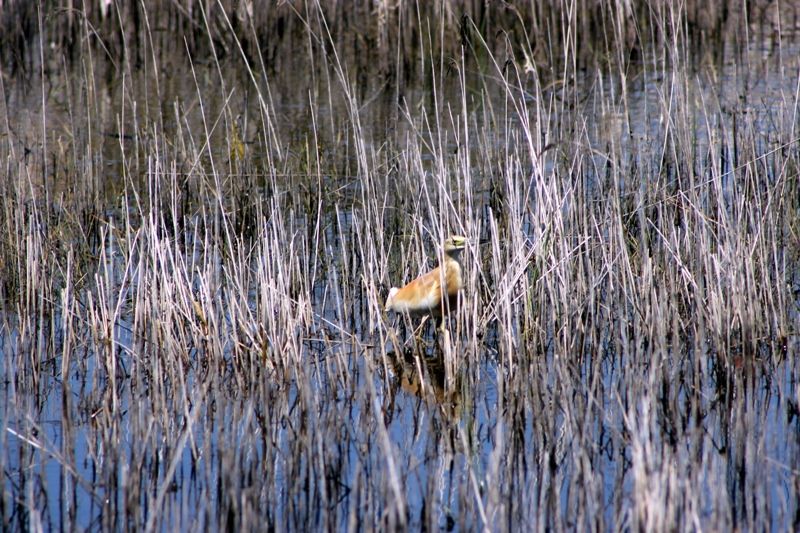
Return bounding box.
[384,235,467,332]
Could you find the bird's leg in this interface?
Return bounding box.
[400,315,425,350]
[399,316,423,358]
[412,316,430,343]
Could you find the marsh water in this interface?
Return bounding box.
[1,2,800,531]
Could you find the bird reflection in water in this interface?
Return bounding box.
[381,347,463,423]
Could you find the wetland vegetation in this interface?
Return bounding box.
[1,1,800,530]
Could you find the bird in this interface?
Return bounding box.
[384,235,467,331]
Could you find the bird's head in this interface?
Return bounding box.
[443,235,467,256]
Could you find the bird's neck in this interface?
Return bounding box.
[443,251,463,268]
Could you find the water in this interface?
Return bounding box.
[2,4,800,531]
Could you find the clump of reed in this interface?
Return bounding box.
[0,1,798,531]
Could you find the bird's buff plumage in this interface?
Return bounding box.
[385,236,466,318]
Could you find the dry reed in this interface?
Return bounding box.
[0,1,798,531]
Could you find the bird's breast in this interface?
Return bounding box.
[444,259,464,296]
